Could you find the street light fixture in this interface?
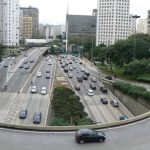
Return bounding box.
[91,25,96,65]
[131,15,140,59]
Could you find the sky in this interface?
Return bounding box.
[20,0,150,25]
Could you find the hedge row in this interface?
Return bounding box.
[113,81,150,101]
[50,86,93,126]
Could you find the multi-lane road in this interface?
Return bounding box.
[59,55,133,124]
[0,47,56,125]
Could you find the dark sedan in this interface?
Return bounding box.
[19,109,27,119]
[75,128,105,144]
[33,112,42,124]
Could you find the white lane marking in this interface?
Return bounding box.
[27,61,45,94]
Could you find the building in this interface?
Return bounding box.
[130,15,137,35]
[44,25,51,39]
[92,9,97,16]
[23,17,32,39]
[96,0,131,46]
[137,19,147,34]
[20,7,39,38]
[0,0,19,47]
[38,23,45,38]
[147,10,150,34]
[67,14,96,42]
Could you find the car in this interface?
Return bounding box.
[68,73,73,78]
[33,112,42,124]
[64,68,68,73]
[110,100,119,107]
[100,86,107,93]
[24,53,28,57]
[80,68,85,72]
[77,76,83,82]
[48,61,52,65]
[41,87,47,95]
[100,98,108,104]
[24,60,28,64]
[4,63,9,67]
[82,74,88,80]
[79,62,83,64]
[30,58,34,63]
[36,71,42,77]
[91,77,97,82]
[73,65,76,69]
[46,73,50,79]
[60,61,62,64]
[19,64,23,68]
[65,62,68,66]
[74,84,80,90]
[69,67,73,71]
[19,109,27,119]
[30,86,37,93]
[90,83,96,90]
[46,69,50,73]
[87,89,94,96]
[24,64,29,69]
[84,71,90,76]
[75,128,105,144]
[119,115,128,120]
[105,75,112,80]
[69,61,72,64]
[61,64,65,68]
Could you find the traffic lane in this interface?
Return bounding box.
[0,67,8,89]
[15,59,54,125]
[0,118,150,150]
[64,65,132,123]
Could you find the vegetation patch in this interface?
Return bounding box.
[50,87,93,126]
[113,81,150,101]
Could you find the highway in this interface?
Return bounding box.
[0,118,149,150]
[0,47,55,125]
[59,55,133,124]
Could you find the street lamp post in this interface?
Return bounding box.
[132,15,140,59]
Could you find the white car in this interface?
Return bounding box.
[31,86,37,93]
[91,77,97,82]
[86,89,94,96]
[41,87,47,95]
[36,72,42,77]
[68,73,73,78]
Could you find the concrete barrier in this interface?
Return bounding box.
[0,111,149,132]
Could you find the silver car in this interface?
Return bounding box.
[41,87,47,95]
[31,86,37,93]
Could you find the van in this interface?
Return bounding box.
[110,100,119,107]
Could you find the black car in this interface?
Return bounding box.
[61,64,65,68]
[100,86,107,93]
[30,59,34,63]
[100,98,108,104]
[75,128,105,144]
[24,64,29,69]
[105,75,112,80]
[90,83,96,90]
[19,109,27,119]
[33,112,42,124]
[84,71,90,76]
[64,68,68,73]
[19,64,24,68]
[83,75,88,80]
[46,73,50,79]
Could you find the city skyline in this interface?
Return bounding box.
[20,0,150,25]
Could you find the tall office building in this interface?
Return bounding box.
[23,17,32,39]
[20,7,39,38]
[137,19,147,34]
[96,0,131,46]
[0,0,19,46]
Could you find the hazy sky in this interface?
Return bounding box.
[20,0,150,25]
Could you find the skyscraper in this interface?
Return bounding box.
[0,0,19,47]
[96,0,131,46]
[20,7,39,38]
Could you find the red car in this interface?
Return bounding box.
[74,85,80,90]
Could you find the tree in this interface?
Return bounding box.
[0,44,4,62]
[56,35,62,41]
